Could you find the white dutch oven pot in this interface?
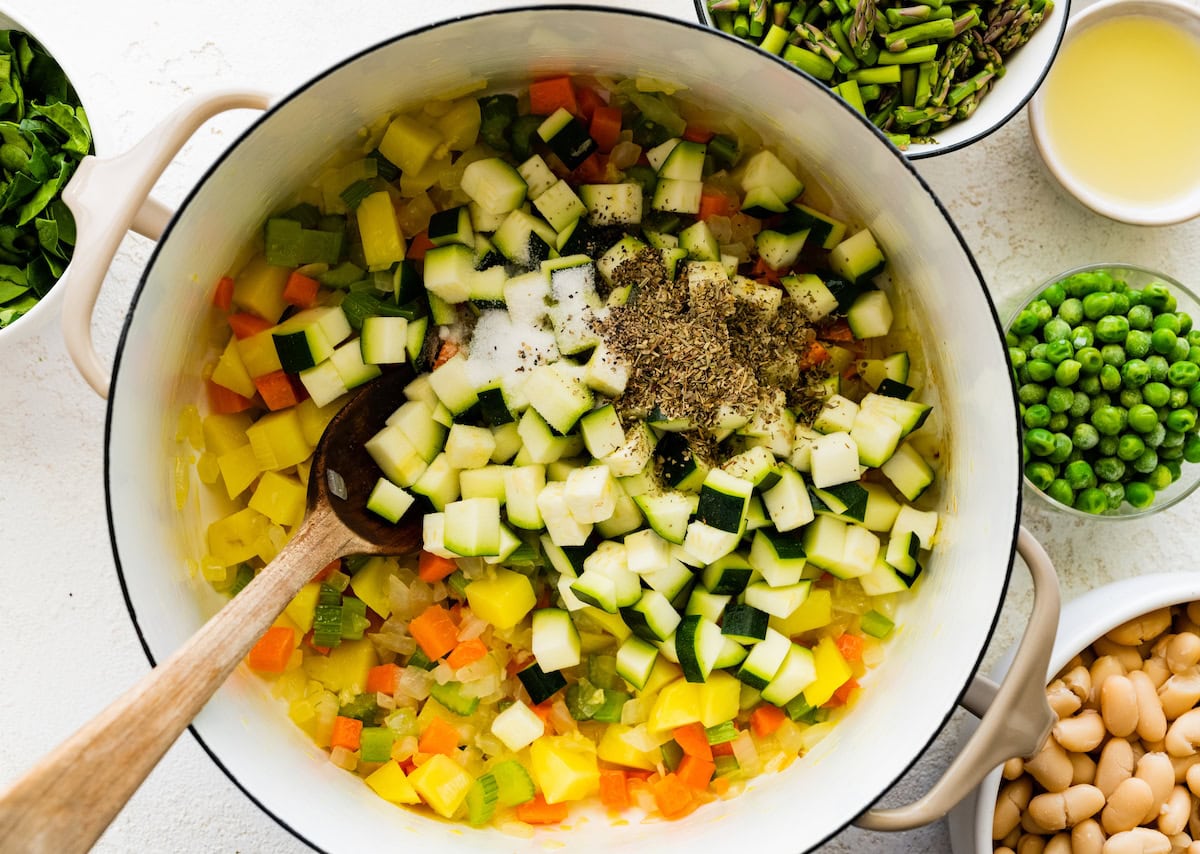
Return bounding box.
[59,7,1061,851]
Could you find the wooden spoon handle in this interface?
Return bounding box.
[0,505,352,854]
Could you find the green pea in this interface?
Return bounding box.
[1043,317,1071,343]
[1072,422,1100,449]
[1019,334,1039,351]
[1167,409,1197,433]
[1170,388,1191,408]
[1079,375,1101,395]
[1101,345,1127,368]
[1117,433,1146,461]
[1025,461,1056,489]
[1141,282,1173,310]
[1188,346,1200,364]
[1178,312,1193,334]
[1133,448,1159,474]
[1026,359,1054,383]
[1170,338,1191,364]
[1029,299,1053,324]
[1147,355,1169,382]
[1143,381,1171,408]
[1094,456,1126,482]
[1074,347,1103,375]
[1163,429,1186,449]
[1118,389,1144,409]
[1058,298,1084,325]
[1029,342,1049,360]
[1074,487,1109,514]
[1069,391,1091,418]
[1147,465,1174,491]
[1045,478,1075,506]
[1100,482,1126,510]
[1128,304,1154,330]
[1160,445,1184,461]
[1008,347,1028,370]
[1039,282,1066,307]
[1067,271,1112,297]
[1165,460,1183,480]
[1151,327,1178,355]
[1127,403,1159,433]
[1018,383,1047,405]
[1025,427,1056,456]
[1082,292,1114,320]
[1125,329,1152,358]
[1191,384,1200,407]
[1094,314,1129,343]
[1153,313,1182,334]
[1063,459,1096,490]
[1090,392,1114,413]
[1100,365,1122,391]
[1070,325,1095,349]
[1045,339,1074,365]
[1010,309,1039,335]
[1048,432,1074,464]
[1189,329,1200,347]
[1111,292,1131,316]
[1184,433,1200,463]
[1168,361,1200,388]
[1048,413,1069,432]
[1122,359,1150,388]
[1023,404,1051,428]
[1125,480,1155,509]
[1145,422,1167,448]
[1054,359,1082,387]
[1066,447,1084,464]
[1092,405,1127,436]
[1098,435,1120,456]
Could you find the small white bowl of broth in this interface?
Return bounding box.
[1028,0,1200,226]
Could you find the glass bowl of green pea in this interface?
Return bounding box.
[1007,263,1200,518]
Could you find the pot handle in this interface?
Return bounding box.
[855,526,1060,831]
[61,90,273,399]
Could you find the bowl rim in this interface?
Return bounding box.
[690,0,1072,160]
[1027,0,1200,226]
[1007,261,1200,520]
[101,5,1020,851]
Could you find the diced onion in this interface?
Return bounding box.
[329,746,358,771]
[396,666,432,701]
[731,731,761,775]
[609,141,642,170]
[326,468,347,500]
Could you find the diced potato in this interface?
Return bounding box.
[248,470,306,527]
[803,636,853,707]
[365,761,421,805]
[349,556,395,619]
[246,409,314,472]
[202,412,253,457]
[296,396,348,447]
[699,671,741,727]
[529,733,600,804]
[647,679,704,732]
[597,724,656,771]
[465,568,536,630]
[770,587,833,637]
[285,582,322,635]
[210,337,257,399]
[232,255,290,323]
[356,191,406,271]
[379,115,444,175]
[206,507,270,566]
[407,753,473,818]
[217,443,261,500]
[302,637,378,694]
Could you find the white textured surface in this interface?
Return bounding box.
[0,1,1198,852]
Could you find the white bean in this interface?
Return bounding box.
[1103,674,1141,738]
[1055,709,1108,753]
[1139,752,1177,824]
[1102,777,1155,835]
[995,776,1034,840]
[1073,818,1107,854]
[1103,828,1172,854]
[1018,835,1047,854]
[1097,738,1137,798]
[1160,673,1200,721]
[1026,737,1075,793]
[1029,784,1106,831]
[1167,709,1200,757]
[1048,678,1084,720]
[1132,668,1170,742]
[1168,634,1200,675]
[1108,609,1174,647]
[1094,657,1130,705]
[1004,756,1026,780]
[1074,751,1099,786]
[1160,786,1192,837]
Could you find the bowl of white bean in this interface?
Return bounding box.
[950,572,1200,854]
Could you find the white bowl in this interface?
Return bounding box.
[949,572,1200,853]
[692,0,1071,159]
[1027,0,1200,225]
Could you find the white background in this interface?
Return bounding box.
[2,0,1199,851]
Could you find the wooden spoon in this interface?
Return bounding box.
[0,368,421,854]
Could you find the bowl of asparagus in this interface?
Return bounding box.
[695,0,1069,158]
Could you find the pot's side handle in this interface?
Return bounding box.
[61,90,272,399]
[855,527,1060,832]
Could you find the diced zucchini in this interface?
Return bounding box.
[721,604,769,644]
[524,361,594,434]
[782,273,839,322]
[651,178,703,215]
[676,615,725,683]
[459,465,510,504]
[532,608,581,672]
[361,316,409,365]
[365,425,428,488]
[427,205,474,248]
[461,157,528,215]
[858,554,912,596]
[535,179,589,231]
[737,628,791,690]
[272,306,351,373]
[443,497,502,557]
[423,243,476,304]
[748,528,808,587]
[787,203,847,249]
[829,228,886,284]
[366,478,415,524]
[678,219,719,262]
[760,643,817,706]
[682,520,741,565]
[813,395,861,435]
[658,140,706,181]
[850,406,904,468]
[881,441,935,501]
[428,353,479,415]
[809,432,863,489]
[537,107,597,170]
[738,149,803,204]
[861,482,902,532]
[579,183,643,226]
[846,289,894,339]
[696,469,754,534]
[633,490,693,545]
[518,154,557,200]
[743,580,812,618]
[410,453,461,511]
[564,465,618,525]
[621,590,682,642]
[762,465,816,533]
[537,481,593,547]
[616,636,660,690]
[701,553,753,596]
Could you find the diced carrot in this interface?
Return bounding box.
[254,369,303,411]
[750,256,783,284]
[676,754,716,791]
[313,559,341,583]
[366,662,401,695]
[824,677,860,709]
[576,86,605,122]
[570,152,609,184]
[446,638,489,670]
[282,271,320,309]
[798,340,830,371]
[625,769,653,781]
[530,701,555,729]
[418,550,458,583]
[433,340,459,370]
[516,793,569,825]
[750,704,788,739]
[682,124,715,143]
[407,230,434,261]
[698,191,737,222]
[712,776,731,796]
[247,626,294,673]
[212,275,235,311]
[652,773,696,819]
[304,630,331,656]
[711,740,735,758]
[589,105,623,154]
[409,604,459,660]
[417,717,459,755]
[330,715,363,751]
[206,378,255,414]
[671,723,713,761]
[228,311,275,339]
[599,769,630,809]
[823,318,856,342]
[836,633,864,663]
[529,76,578,117]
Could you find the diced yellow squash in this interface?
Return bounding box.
[379,114,444,175]
[416,698,463,734]
[285,582,322,635]
[350,556,395,619]
[365,761,421,805]
[578,606,632,642]
[529,733,600,804]
[247,470,307,527]
[196,452,221,485]
[408,753,473,818]
[296,396,349,447]
[247,409,314,472]
[302,637,378,694]
[642,657,683,697]
[771,588,833,637]
[289,689,337,746]
[217,443,261,499]
[272,665,309,702]
[465,568,536,630]
[236,328,284,378]
[803,636,854,708]
[210,337,257,399]
[232,255,290,322]
[597,724,656,771]
[206,507,270,566]
[435,99,481,152]
[647,679,704,733]
[699,671,741,727]
[356,191,406,271]
[203,412,254,456]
